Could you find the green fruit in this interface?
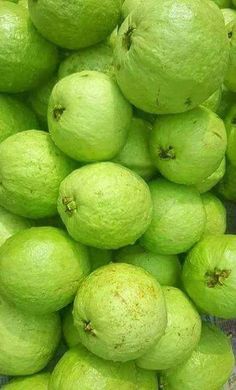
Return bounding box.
[217,85,236,119]
[49,344,158,390]
[0,130,76,219]
[58,43,114,79]
[28,0,121,50]
[0,298,61,375]
[140,179,206,255]
[89,247,112,271]
[0,2,58,93]
[149,107,227,185]
[195,157,226,193]
[113,117,156,180]
[224,103,236,165]
[62,305,80,348]
[2,373,50,389]
[73,263,167,361]
[160,323,234,390]
[0,227,90,314]
[217,161,236,201]
[114,0,229,114]
[213,0,232,7]
[201,193,226,237]
[122,0,141,18]
[0,206,32,247]
[114,244,181,286]
[48,71,132,163]
[224,11,236,91]
[58,162,153,249]
[136,287,201,370]
[134,107,157,125]
[201,88,222,112]
[182,235,236,319]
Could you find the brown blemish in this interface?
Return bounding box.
[122,25,135,51]
[62,197,77,216]
[53,105,65,121]
[158,146,176,160]
[205,268,231,288]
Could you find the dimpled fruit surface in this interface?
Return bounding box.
[0,206,32,247]
[57,162,153,249]
[73,263,167,362]
[114,0,229,114]
[2,373,50,390]
[201,192,226,237]
[49,344,158,390]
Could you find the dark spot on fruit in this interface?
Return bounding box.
[53,105,65,121]
[158,146,176,160]
[205,268,231,288]
[212,131,222,140]
[228,31,233,39]
[84,321,96,336]
[62,197,77,216]
[193,120,197,124]
[123,25,135,51]
[185,97,192,107]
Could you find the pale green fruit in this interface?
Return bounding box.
[58,162,153,249]
[222,8,236,28]
[108,26,119,49]
[113,117,156,180]
[88,247,112,271]
[28,0,121,50]
[217,161,236,201]
[182,235,236,319]
[0,130,76,219]
[58,43,114,79]
[122,0,141,18]
[140,179,206,255]
[49,344,158,390]
[114,244,181,286]
[195,158,226,193]
[201,193,226,237]
[136,287,201,370]
[0,298,61,375]
[224,10,236,91]
[2,373,50,389]
[224,103,236,165]
[0,206,32,247]
[62,305,80,348]
[114,0,229,114]
[160,323,235,390]
[201,88,222,112]
[48,71,132,162]
[73,263,167,361]
[150,107,227,185]
[0,227,90,314]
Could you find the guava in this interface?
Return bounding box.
[49,344,158,390]
[0,227,90,314]
[0,298,61,375]
[62,305,80,348]
[88,247,112,271]
[201,193,226,237]
[224,9,236,91]
[182,235,236,319]
[140,178,206,255]
[0,206,32,247]
[2,373,50,389]
[28,0,121,50]
[122,0,141,18]
[149,107,227,185]
[48,71,132,163]
[201,88,222,112]
[114,0,229,114]
[0,2,58,93]
[217,85,236,119]
[136,287,201,370]
[224,103,236,165]
[114,244,181,286]
[73,263,167,361]
[58,43,114,79]
[217,161,236,201]
[160,323,235,390]
[57,162,153,249]
[0,130,76,219]
[195,158,226,193]
[113,117,156,180]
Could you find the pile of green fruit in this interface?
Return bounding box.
[0,0,235,389]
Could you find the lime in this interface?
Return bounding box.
[0,206,32,247]
[201,193,226,237]
[2,373,50,390]
[62,305,80,348]
[195,158,226,193]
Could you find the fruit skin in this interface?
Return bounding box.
[73,263,167,362]
[49,344,158,390]
[195,157,226,193]
[0,130,76,219]
[160,323,235,390]
[88,247,112,271]
[114,244,181,286]
[48,71,132,163]
[2,373,50,389]
[201,193,226,237]
[28,0,121,50]
[136,287,201,370]
[0,206,32,247]
[62,305,80,348]
[224,103,236,166]
[201,88,222,112]
[122,0,141,18]
[0,2,58,93]
[213,0,232,7]
[0,298,61,375]
[182,235,236,319]
[140,179,206,255]
[224,9,236,92]
[114,0,229,114]
[217,161,236,201]
[58,162,153,249]
[149,107,227,185]
[0,227,90,314]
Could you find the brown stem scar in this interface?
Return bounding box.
[205,268,231,288]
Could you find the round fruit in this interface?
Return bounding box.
[217,161,236,201]
[0,130,76,219]
[58,162,153,249]
[62,305,80,348]
[140,179,206,255]
[182,235,236,319]
[73,263,167,361]
[122,0,141,18]
[0,206,32,247]
[224,9,236,91]
[201,88,222,112]
[195,158,226,193]
[2,373,50,389]
[88,247,112,271]
[114,0,229,114]
[149,107,227,185]
[136,287,201,370]
[201,193,226,237]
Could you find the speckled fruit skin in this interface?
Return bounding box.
[62,305,80,348]
[136,287,201,370]
[149,107,227,185]
[0,206,32,247]
[114,0,229,114]
[0,298,61,376]
[195,158,226,193]
[48,71,132,163]
[49,344,158,390]
[0,130,76,219]
[201,193,226,237]
[0,227,90,314]
[0,2,58,93]
[140,178,206,255]
[160,323,235,390]
[2,373,50,390]
[73,263,167,362]
[28,0,121,50]
[217,162,236,201]
[182,235,236,319]
[57,162,153,249]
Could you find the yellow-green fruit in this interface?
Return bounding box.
[62,305,80,348]
[2,373,50,389]
[201,193,226,237]
[223,8,236,91]
[0,206,32,247]
[195,158,226,193]
[201,88,222,112]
